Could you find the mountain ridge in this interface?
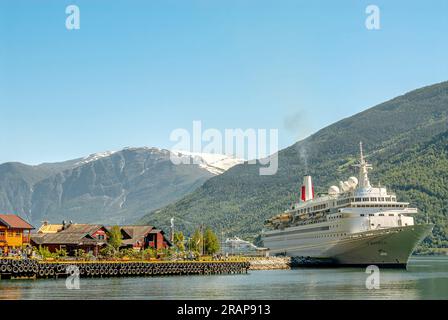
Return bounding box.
[0,147,240,227]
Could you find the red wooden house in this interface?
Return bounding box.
[110,225,172,250]
[31,223,108,256]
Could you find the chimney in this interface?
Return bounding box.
[301,176,314,202]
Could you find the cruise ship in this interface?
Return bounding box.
[261,142,433,268]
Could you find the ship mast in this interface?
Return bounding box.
[353,141,372,189]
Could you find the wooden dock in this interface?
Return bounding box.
[0,258,250,279]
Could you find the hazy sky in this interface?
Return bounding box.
[1,0,447,164]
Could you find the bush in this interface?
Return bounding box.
[37,246,55,260]
[99,245,115,258]
[55,248,68,259]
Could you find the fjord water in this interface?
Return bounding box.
[0,256,447,300]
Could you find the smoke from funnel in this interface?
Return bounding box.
[284,110,312,174]
[298,144,308,174]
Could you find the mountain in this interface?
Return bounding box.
[0,148,240,227]
[0,160,80,220]
[140,81,448,249]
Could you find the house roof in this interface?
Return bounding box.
[37,224,63,234]
[121,226,154,238]
[119,226,154,246]
[30,223,106,246]
[63,224,105,235]
[0,214,34,230]
[31,232,102,246]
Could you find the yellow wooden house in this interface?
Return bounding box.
[0,214,34,254]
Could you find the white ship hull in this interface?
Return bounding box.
[263,224,433,267]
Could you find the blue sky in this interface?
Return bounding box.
[1,0,447,164]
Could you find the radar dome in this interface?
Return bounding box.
[328,186,340,195]
[348,176,358,188]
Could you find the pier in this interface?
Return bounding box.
[0,258,250,279]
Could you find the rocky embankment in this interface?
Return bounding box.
[248,257,291,270]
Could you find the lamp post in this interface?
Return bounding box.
[201,224,204,256]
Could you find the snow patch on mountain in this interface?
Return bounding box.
[75,151,117,166]
[171,150,244,175]
[72,148,241,175]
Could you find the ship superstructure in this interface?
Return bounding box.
[261,142,433,267]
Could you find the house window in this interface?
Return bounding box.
[15,232,21,237]
[97,235,105,240]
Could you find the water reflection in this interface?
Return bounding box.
[0,256,447,300]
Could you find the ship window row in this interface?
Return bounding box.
[328,215,342,220]
[353,197,396,202]
[297,204,327,214]
[334,197,399,205]
[315,233,347,238]
[360,213,401,217]
[353,204,407,208]
[337,198,350,205]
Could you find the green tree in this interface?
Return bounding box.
[190,229,203,253]
[173,231,185,251]
[108,225,122,252]
[204,227,220,255]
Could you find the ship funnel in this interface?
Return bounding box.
[301,175,314,202]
